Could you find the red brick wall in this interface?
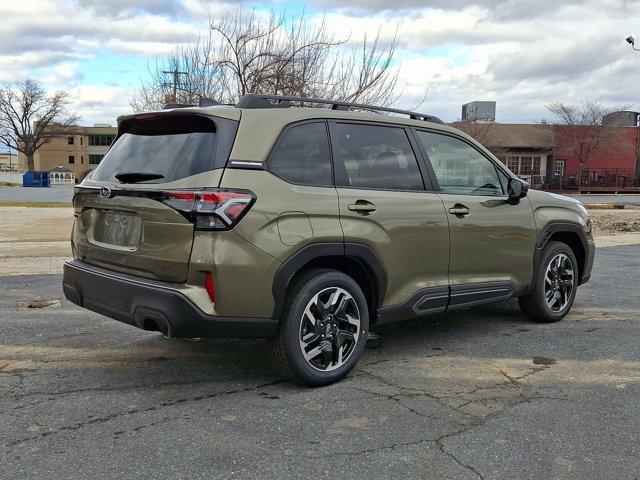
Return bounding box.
[554,126,639,173]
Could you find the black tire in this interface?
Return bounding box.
[268,268,369,387]
[519,241,578,323]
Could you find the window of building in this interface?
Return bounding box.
[88,135,115,146]
[506,156,519,173]
[68,136,74,145]
[332,123,424,191]
[268,122,332,186]
[520,156,533,175]
[555,160,566,175]
[505,155,542,176]
[80,155,84,164]
[68,155,75,164]
[80,137,84,146]
[416,131,503,196]
[89,154,104,165]
[532,156,541,174]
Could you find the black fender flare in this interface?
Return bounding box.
[271,242,387,319]
[530,222,591,291]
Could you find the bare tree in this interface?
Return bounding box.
[453,120,512,159]
[132,8,401,111]
[547,99,629,191]
[0,80,79,171]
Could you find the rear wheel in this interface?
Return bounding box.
[519,241,578,323]
[269,269,369,386]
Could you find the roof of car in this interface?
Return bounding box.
[118,102,490,163]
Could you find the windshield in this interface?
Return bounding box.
[91,115,233,184]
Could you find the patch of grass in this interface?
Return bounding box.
[0,201,72,208]
[0,181,20,187]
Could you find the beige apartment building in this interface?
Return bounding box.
[18,124,117,177]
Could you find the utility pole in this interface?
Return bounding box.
[162,69,189,102]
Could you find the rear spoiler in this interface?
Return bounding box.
[162,97,222,109]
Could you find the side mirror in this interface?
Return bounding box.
[507,178,529,204]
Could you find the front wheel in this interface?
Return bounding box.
[269,269,369,386]
[519,241,578,323]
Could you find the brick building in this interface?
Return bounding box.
[18,124,117,178]
[452,122,554,189]
[454,107,640,192]
[552,123,640,191]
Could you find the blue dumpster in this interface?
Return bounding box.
[22,171,50,187]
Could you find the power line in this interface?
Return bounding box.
[162,69,189,102]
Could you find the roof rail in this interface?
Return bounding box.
[235,94,444,124]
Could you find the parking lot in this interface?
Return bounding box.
[0,186,73,204]
[1,243,639,479]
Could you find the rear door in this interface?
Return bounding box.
[329,121,450,316]
[73,113,239,282]
[414,129,537,304]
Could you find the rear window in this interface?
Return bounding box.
[91,115,237,184]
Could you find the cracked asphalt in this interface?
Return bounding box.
[1,244,640,480]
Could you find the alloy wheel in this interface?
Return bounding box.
[298,287,361,372]
[544,253,575,312]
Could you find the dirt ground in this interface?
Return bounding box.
[587,207,640,234]
[0,206,639,276]
[0,207,73,275]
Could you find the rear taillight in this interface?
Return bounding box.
[162,189,255,230]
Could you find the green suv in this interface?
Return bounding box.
[63,94,595,386]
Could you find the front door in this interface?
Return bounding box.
[414,130,537,308]
[329,121,450,319]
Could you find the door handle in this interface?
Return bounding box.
[448,204,470,217]
[348,200,376,214]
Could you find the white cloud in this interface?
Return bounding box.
[308,1,640,121]
[68,84,136,125]
[1,0,639,124]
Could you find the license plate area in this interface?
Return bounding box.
[91,210,142,250]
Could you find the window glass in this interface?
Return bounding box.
[332,123,424,191]
[506,156,519,173]
[92,115,222,184]
[268,122,332,186]
[416,131,503,196]
[520,156,533,175]
[532,156,541,173]
[497,168,509,192]
[89,135,115,146]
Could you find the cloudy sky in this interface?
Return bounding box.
[1,0,639,125]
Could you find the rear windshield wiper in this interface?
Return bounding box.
[114,172,165,183]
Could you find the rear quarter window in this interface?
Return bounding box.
[267,122,333,187]
[91,115,238,184]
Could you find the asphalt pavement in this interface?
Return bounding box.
[0,186,74,203]
[567,194,640,206]
[1,244,640,479]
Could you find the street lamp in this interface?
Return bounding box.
[626,36,640,51]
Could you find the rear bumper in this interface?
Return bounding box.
[63,260,279,338]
